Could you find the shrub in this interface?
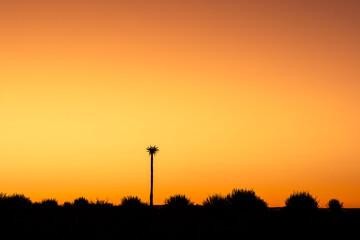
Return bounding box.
[327,199,343,212]
[94,199,113,208]
[0,193,7,202]
[121,196,146,208]
[226,189,268,212]
[203,194,228,208]
[73,197,90,208]
[0,194,32,208]
[0,193,8,208]
[285,191,319,213]
[164,194,194,208]
[63,201,72,208]
[41,199,58,207]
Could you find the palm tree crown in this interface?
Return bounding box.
[146,145,159,155]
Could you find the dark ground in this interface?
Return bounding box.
[1,206,359,239]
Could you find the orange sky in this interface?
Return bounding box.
[1,0,360,207]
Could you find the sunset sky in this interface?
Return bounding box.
[1,0,360,207]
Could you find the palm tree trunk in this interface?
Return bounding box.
[150,153,154,206]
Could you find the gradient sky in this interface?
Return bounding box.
[1,0,360,207]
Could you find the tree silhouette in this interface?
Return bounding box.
[146,145,159,206]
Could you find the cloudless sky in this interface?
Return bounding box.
[1,0,360,207]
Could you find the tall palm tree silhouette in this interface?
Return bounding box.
[146,145,159,206]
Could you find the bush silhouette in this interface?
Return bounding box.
[0,193,9,208]
[327,199,343,212]
[0,190,358,238]
[73,197,90,208]
[226,189,268,212]
[0,193,32,208]
[40,199,58,207]
[94,199,113,208]
[203,194,228,208]
[63,201,72,208]
[285,191,319,213]
[164,194,194,208]
[121,196,147,208]
[0,193,7,203]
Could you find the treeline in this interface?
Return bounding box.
[0,189,343,211]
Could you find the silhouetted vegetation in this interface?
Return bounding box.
[327,199,343,212]
[147,145,159,207]
[41,199,58,208]
[164,194,194,208]
[94,199,113,208]
[285,191,319,213]
[73,197,90,208]
[226,189,268,212]
[0,193,32,208]
[120,196,147,208]
[0,191,358,239]
[203,194,228,208]
[63,201,72,208]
